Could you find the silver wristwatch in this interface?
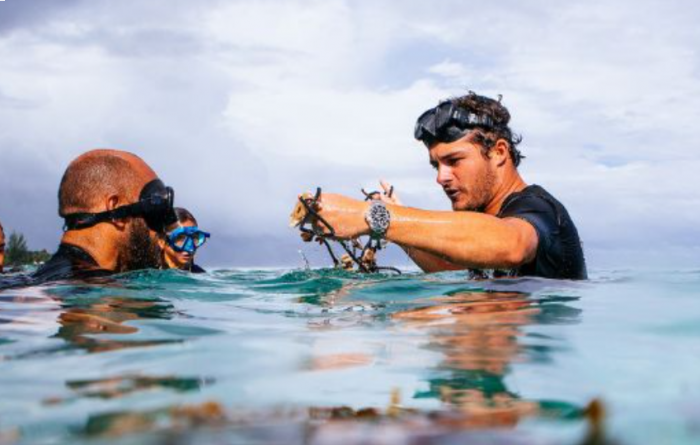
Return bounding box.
[365,201,391,239]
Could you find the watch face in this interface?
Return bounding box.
[367,201,390,236]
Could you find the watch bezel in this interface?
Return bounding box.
[365,200,391,239]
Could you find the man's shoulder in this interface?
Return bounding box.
[499,185,561,219]
[32,244,111,284]
[499,185,587,280]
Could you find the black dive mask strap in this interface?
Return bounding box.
[63,203,145,231]
[62,179,176,233]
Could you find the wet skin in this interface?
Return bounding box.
[312,135,539,272]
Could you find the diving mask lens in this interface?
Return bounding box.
[415,101,496,146]
[434,101,455,129]
[414,108,437,141]
[172,232,189,250]
[193,231,209,248]
[414,102,457,143]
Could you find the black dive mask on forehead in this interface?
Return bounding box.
[63,179,177,233]
[414,101,496,147]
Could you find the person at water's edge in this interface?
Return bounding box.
[32,149,175,284]
[0,219,5,274]
[310,92,587,280]
[161,207,207,273]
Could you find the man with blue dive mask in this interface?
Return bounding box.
[306,92,587,280]
[161,207,209,273]
[31,149,179,284]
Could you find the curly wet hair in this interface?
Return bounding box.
[452,91,524,167]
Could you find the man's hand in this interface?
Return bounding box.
[375,180,403,206]
[314,193,370,240]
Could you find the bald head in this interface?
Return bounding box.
[59,149,158,217]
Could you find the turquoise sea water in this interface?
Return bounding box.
[1,268,700,444]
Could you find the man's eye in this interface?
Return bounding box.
[430,164,438,170]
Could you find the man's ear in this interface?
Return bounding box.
[492,139,510,167]
[106,195,127,230]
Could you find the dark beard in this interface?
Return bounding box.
[464,166,496,212]
[125,219,163,271]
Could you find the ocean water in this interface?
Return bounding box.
[1,268,700,444]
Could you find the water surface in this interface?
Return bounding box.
[1,268,700,444]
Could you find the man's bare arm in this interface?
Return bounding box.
[400,246,464,273]
[385,205,538,270]
[314,188,538,272]
[371,181,464,273]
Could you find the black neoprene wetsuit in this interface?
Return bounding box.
[0,244,110,290]
[496,185,587,280]
[189,264,206,274]
[31,244,111,284]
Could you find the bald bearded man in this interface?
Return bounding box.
[32,149,178,284]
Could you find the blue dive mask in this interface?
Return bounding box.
[167,226,210,254]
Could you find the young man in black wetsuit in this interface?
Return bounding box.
[308,92,587,280]
[31,149,178,284]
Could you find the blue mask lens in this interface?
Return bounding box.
[167,226,210,254]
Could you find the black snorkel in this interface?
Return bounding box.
[62,179,177,233]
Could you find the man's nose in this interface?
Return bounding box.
[436,165,452,186]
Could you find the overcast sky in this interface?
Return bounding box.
[1,0,699,269]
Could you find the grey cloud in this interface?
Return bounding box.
[35,27,205,59]
[0,0,83,35]
[0,150,63,250]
